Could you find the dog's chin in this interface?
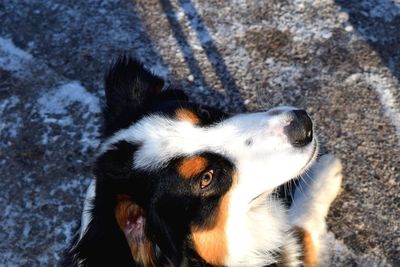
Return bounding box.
[249,139,318,206]
[297,138,319,175]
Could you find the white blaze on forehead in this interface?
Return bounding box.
[101,110,292,168]
[101,115,226,168]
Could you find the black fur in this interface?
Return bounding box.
[65,56,234,266]
[103,56,163,136]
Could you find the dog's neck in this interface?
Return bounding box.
[224,192,298,267]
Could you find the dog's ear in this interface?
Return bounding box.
[104,56,164,135]
[97,143,158,266]
[157,89,189,103]
[115,195,157,267]
[68,141,158,266]
[68,196,157,267]
[105,55,164,110]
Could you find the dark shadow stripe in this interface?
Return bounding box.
[159,0,245,112]
[335,0,400,81]
[178,0,245,111]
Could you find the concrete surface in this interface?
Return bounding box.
[0,0,399,266]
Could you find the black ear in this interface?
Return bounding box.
[66,143,157,266]
[104,56,164,136]
[157,89,189,103]
[66,209,137,267]
[115,195,157,266]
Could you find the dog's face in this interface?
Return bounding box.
[75,57,317,266]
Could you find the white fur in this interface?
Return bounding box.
[80,179,96,239]
[225,195,292,266]
[100,106,318,265]
[289,154,343,265]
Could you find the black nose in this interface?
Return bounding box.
[284,110,313,147]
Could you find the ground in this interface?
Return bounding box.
[0,0,399,266]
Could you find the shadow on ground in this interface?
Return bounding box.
[336,0,400,80]
[159,0,245,111]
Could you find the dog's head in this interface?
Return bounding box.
[72,56,317,266]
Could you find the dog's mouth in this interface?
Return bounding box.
[249,191,270,206]
[298,138,319,174]
[249,139,318,205]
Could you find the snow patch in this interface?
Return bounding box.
[0,37,33,74]
[38,81,101,151]
[364,73,400,145]
[38,81,100,116]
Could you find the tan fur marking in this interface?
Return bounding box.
[295,227,317,267]
[191,193,230,265]
[176,108,200,124]
[178,156,208,179]
[115,195,156,267]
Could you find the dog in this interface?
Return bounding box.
[65,56,343,267]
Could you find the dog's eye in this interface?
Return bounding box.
[200,170,214,189]
[198,107,211,119]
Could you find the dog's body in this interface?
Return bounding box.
[65,56,342,267]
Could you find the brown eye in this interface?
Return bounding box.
[200,170,214,189]
[199,107,210,119]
